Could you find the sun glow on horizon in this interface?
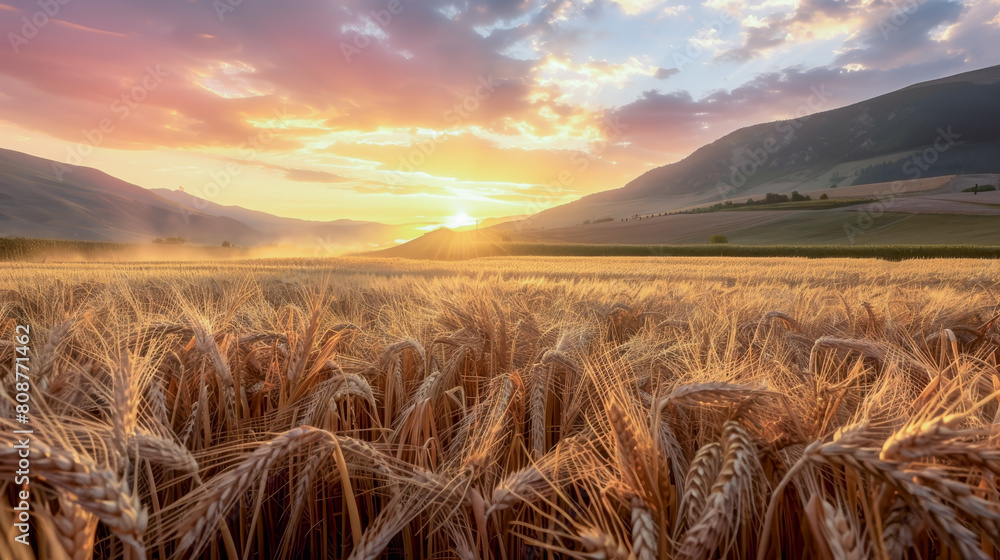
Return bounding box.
[444,212,478,230]
[412,211,480,232]
[0,0,991,226]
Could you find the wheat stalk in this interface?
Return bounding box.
[677,421,755,560]
[0,438,147,554]
[630,497,657,560]
[128,432,198,473]
[50,494,98,560]
[579,527,635,560]
[677,441,723,535]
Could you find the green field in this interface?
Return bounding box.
[0,237,249,261]
[723,212,1000,245]
[501,242,1000,260]
[678,197,876,214]
[6,235,1000,263]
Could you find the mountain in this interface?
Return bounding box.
[450,215,529,231]
[0,148,265,245]
[525,65,1000,228]
[150,188,411,248]
[0,148,405,250]
[367,228,507,260]
[373,172,1000,259]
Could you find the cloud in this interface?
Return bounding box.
[0,0,569,151]
[604,58,985,162]
[607,66,842,156]
[713,18,789,62]
[216,158,353,183]
[283,168,349,183]
[0,0,990,162]
[713,0,866,62]
[654,67,680,79]
[835,0,968,69]
[0,0,997,226]
[607,0,670,15]
[458,0,537,24]
[704,0,748,17]
[342,179,448,196]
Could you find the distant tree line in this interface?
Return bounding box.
[963,184,996,193]
[745,191,812,205]
[678,191,813,215]
[855,161,899,184]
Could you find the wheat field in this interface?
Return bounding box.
[2,256,1000,559]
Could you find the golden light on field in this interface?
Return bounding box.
[3,257,1000,558]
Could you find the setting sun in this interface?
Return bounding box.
[444,212,478,230]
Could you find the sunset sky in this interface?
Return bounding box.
[1,0,999,227]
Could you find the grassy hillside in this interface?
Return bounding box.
[725,212,1000,245]
[676,197,875,214]
[526,65,1000,228]
[500,242,1000,260]
[0,148,266,245]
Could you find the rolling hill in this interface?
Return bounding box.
[376,172,1000,259]
[524,64,1000,229]
[367,227,509,260]
[0,148,265,245]
[0,148,405,251]
[150,188,411,248]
